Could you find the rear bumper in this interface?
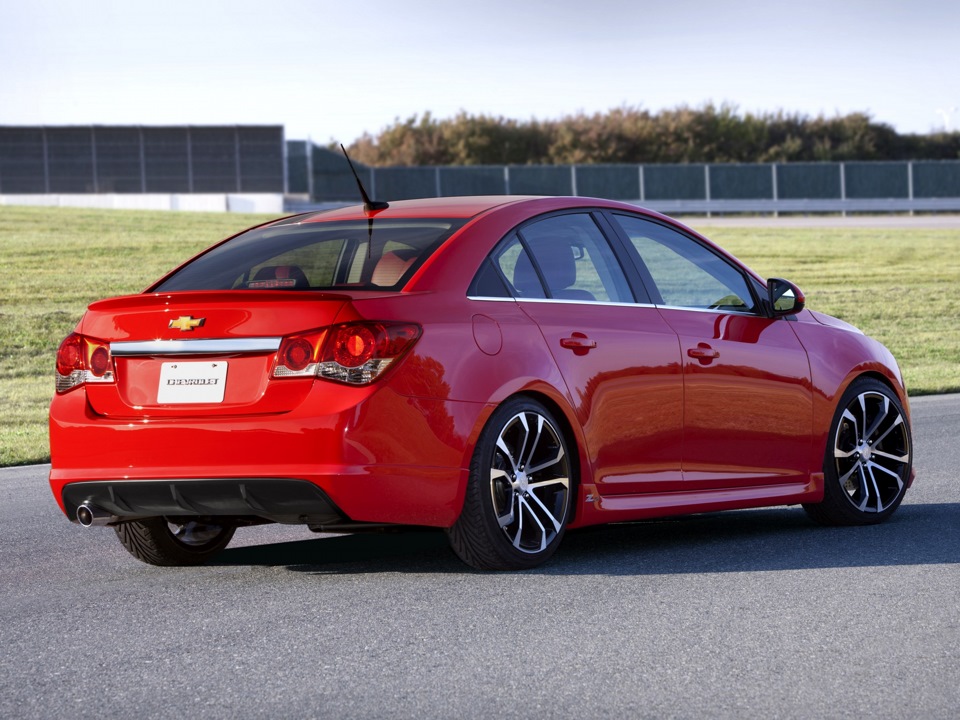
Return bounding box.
[50,384,486,528]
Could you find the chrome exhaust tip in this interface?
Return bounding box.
[76,503,113,527]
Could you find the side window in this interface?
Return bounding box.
[518,214,633,303]
[494,232,546,298]
[614,214,756,313]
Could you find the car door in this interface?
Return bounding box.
[609,213,814,490]
[482,211,685,496]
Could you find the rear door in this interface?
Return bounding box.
[483,211,684,496]
[609,213,813,489]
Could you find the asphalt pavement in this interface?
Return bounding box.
[1,394,957,719]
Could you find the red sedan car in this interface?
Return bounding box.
[49,196,914,570]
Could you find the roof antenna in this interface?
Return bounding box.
[341,144,389,212]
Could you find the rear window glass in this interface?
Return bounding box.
[151,218,466,292]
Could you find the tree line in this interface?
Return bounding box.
[342,105,960,166]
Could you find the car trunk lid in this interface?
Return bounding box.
[80,291,349,418]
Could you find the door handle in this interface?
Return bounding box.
[687,343,720,360]
[560,333,597,354]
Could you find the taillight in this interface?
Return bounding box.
[272,322,420,385]
[273,329,327,378]
[55,333,116,393]
[332,325,377,368]
[320,322,421,385]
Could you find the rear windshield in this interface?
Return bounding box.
[151,218,466,292]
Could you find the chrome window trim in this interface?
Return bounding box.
[467,296,759,315]
[466,296,518,303]
[111,338,283,356]
[467,296,656,309]
[653,304,758,316]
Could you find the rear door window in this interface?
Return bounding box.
[473,213,634,303]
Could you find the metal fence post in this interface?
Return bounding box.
[91,127,99,193]
[281,134,289,195]
[908,161,914,216]
[704,164,711,218]
[839,162,846,217]
[138,127,147,193]
[771,163,778,218]
[186,127,194,193]
[42,127,50,193]
[306,139,314,200]
[571,165,578,196]
[234,127,242,192]
[435,166,442,197]
[639,165,645,202]
[504,166,511,195]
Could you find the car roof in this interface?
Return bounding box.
[288,195,672,225]
[293,196,536,223]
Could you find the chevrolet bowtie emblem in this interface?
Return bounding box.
[169,316,205,332]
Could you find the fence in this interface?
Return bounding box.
[293,144,960,214]
[4,132,959,214]
[0,126,286,195]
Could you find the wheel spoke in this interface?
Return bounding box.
[871,449,909,464]
[527,476,569,491]
[517,496,548,552]
[861,396,889,444]
[489,467,515,527]
[496,436,519,474]
[870,413,904,448]
[525,487,565,533]
[857,395,869,439]
[868,460,906,485]
[496,499,515,528]
[837,464,859,487]
[865,465,884,513]
[855,466,871,511]
[526,444,565,474]
[523,414,543,471]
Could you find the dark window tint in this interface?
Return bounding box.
[473,214,635,303]
[152,219,465,292]
[492,232,546,299]
[519,214,633,303]
[614,214,755,312]
[469,257,512,297]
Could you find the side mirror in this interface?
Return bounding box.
[767,278,805,317]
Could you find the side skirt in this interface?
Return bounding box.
[570,474,824,528]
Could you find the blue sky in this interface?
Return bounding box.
[1,0,957,143]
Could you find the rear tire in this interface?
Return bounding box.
[446,398,573,570]
[114,517,235,566]
[803,378,912,526]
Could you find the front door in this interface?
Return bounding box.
[610,213,813,489]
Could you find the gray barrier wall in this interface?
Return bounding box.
[300,146,960,213]
[0,126,285,195]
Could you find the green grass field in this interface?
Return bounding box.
[1,205,958,466]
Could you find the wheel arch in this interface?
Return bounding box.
[456,386,588,527]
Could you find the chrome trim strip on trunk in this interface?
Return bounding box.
[110,338,283,356]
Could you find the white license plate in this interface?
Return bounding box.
[157,361,228,404]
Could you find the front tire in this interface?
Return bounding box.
[804,378,912,526]
[446,398,573,570]
[114,517,235,566]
